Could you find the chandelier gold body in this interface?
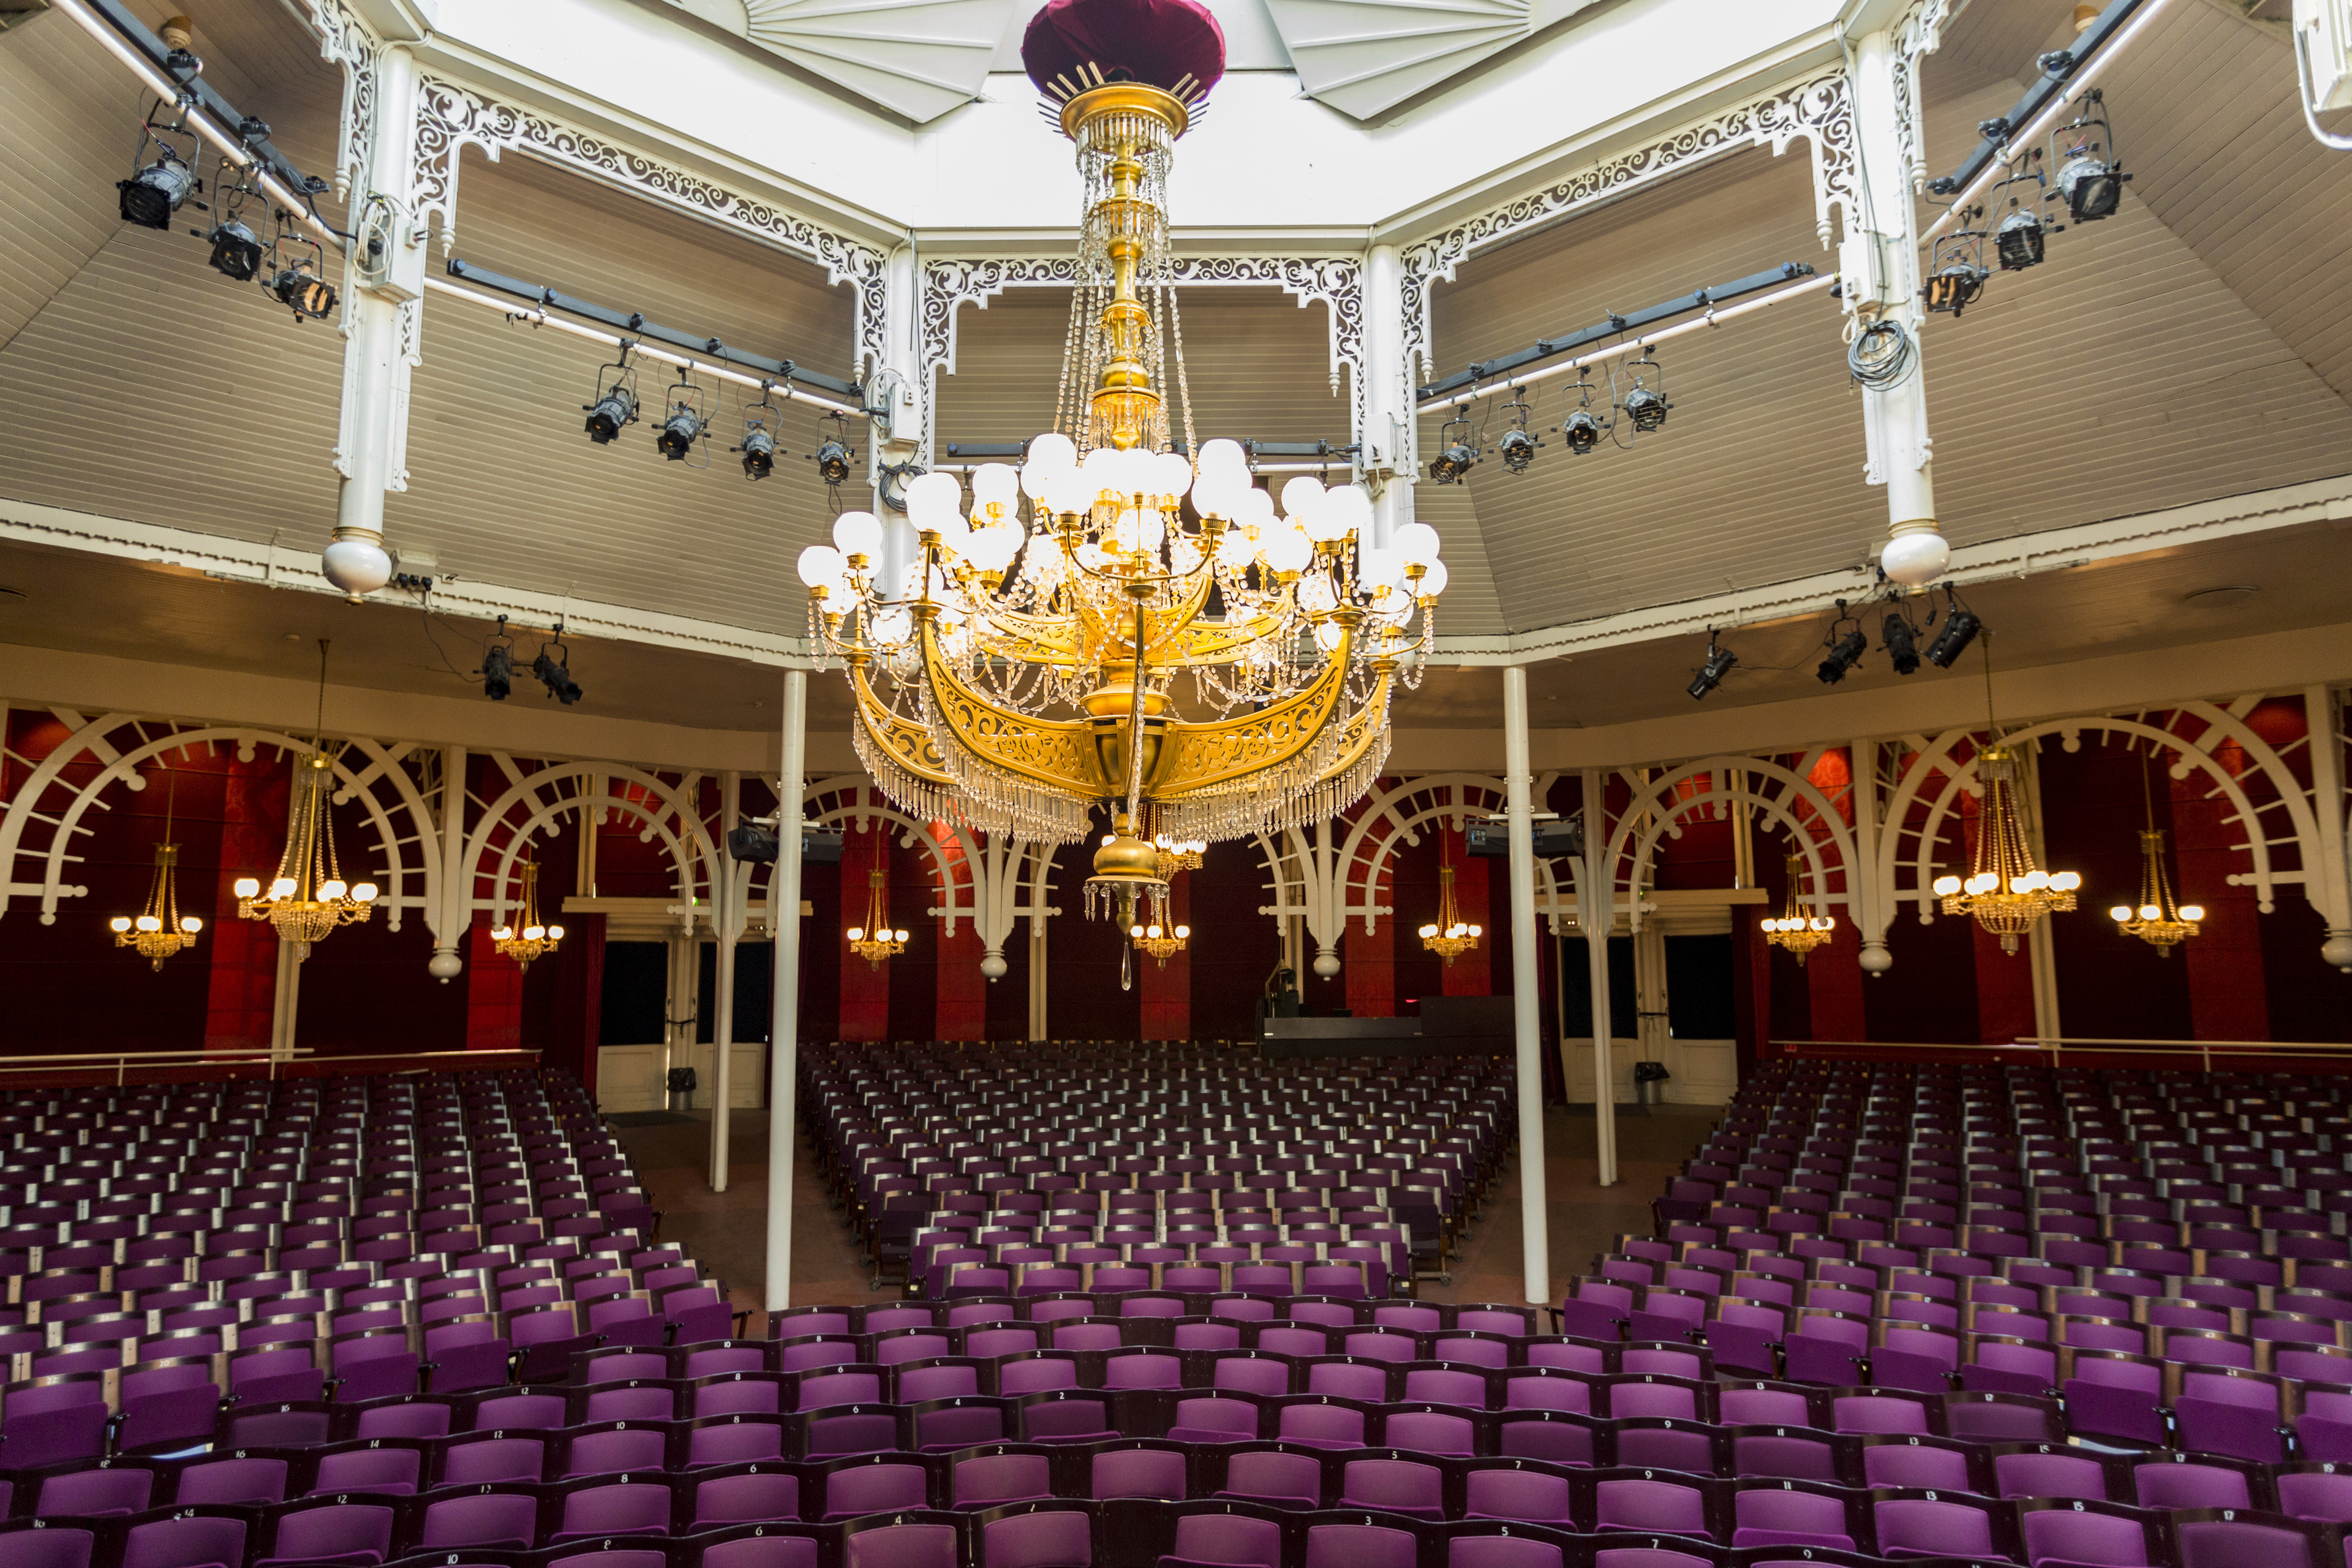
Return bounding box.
[848,867,908,968]
[1762,853,1835,965]
[1932,742,2080,954]
[233,748,378,946]
[799,80,1441,940]
[1419,839,1482,965]
[491,859,565,972]
[2110,827,2201,952]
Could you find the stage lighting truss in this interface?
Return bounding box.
[734,386,782,480]
[653,370,710,464]
[1556,371,1611,456]
[1617,348,1671,436]
[584,346,641,446]
[118,110,203,232]
[2053,89,2128,223]
[1427,405,1480,484]
[1494,390,1540,475]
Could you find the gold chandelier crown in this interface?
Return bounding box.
[797,77,1441,905]
[1933,742,2080,952]
[1762,851,1836,965]
[111,766,201,969]
[491,859,565,972]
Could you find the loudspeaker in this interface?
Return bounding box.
[1465,810,1583,859]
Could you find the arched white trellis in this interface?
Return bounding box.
[1,716,438,933]
[801,781,971,927]
[1607,757,1858,932]
[1334,774,1574,938]
[1880,708,2332,934]
[462,761,723,934]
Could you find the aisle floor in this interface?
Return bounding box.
[614,1101,1718,1330]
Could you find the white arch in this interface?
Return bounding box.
[1607,757,1856,930]
[464,761,721,931]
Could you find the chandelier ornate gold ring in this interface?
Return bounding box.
[797,20,1441,940]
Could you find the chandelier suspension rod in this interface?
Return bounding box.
[1428,273,1838,407]
[423,278,869,419]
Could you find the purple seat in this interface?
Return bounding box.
[955,1453,1054,1509]
[1169,1396,1263,1445]
[693,1471,802,1526]
[2135,1460,2251,1510]
[564,1425,668,1476]
[172,1456,290,1506]
[1873,1496,1999,1560]
[2174,1371,2289,1464]
[1,1377,110,1466]
[1385,1409,1477,1456]
[2172,1512,2323,1568]
[2020,1506,2152,1568]
[981,1506,1094,1568]
[1091,1446,1188,1500]
[1463,1468,1572,1524]
[120,1512,250,1568]
[34,1467,156,1518]
[312,1442,425,1496]
[442,1436,547,1485]
[1306,1362,1389,1401]
[1340,1457,1444,1518]
[1278,1401,1366,1450]
[1831,1392,1929,1435]
[1304,1523,1415,1568]
[114,1363,224,1453]
[1731,1488,1853,1551]
[1861,1437,1975,1491]
[1212,1358,1291,1398]
[1996,1450,2111,1501]
[1218,1449,1322,1507]
[2275,1468,2352,1524]
[253,1500,396,1568]
[1595,1477,1710,1537]
[553,1480,673,1541]
[1163,1512,1281,1568]
[823,1461,932,1520]
[1718,1386,1812,1427]
[845,1521,960,1568]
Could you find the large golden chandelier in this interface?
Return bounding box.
[111,767,202,969]
[1419,834,1481,965]
[796,71,1441,930]
[491,859,565,973]
[233,748,378,946]
[1932,742,2079,953]
[1762,852,1836,965]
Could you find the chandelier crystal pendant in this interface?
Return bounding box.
[490,859,566,973]
[1761,853,1836,965]
[797,30,1436,938]
[847,867,908,968]
[1419,833,1482,965]
[2110,755,2201,952]
[111,767,202,970]
[1932,742,2081,954]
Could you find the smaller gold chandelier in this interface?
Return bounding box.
[233,748,377,946]
[1153,832,1206,878]
[1932,741,2079,954]
[1762,854,1835,965]
[491,859,565,973]
[113,766,201,968]
[847,867,908,968]
[2109,753,2199,953]
[1130,920,1191,967]
[1419,835,1482,965]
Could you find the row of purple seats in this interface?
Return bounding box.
[768,1304,1544,1341]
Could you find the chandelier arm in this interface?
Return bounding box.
[919,618,1106,799]
[1155,616,1360,797]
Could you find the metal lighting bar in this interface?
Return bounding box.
[51,0,343,251]
[1920,0,2174,244]
[445,258,862,401]
[425,276,868,418]
[1417,263,1816,402]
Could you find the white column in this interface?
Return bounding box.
[1846,28,1951,591]
[2022,745,2062,1044]
[710,772,741,1193]
[2307,686,2352,973]
[271,939,302,1060]
[1852,739,1891,977]
[321,46,424,602]
[873,244,924,595]
[1362,244,1413,551]
[764,668,809,1315]
[1580,767,1619,1187]
[1503,667,1550,1303]
[429,744,466,981]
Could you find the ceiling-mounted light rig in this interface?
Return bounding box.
[735,385,782,478]
[1924,587,1982,667]
[2054,89,2128,221]
[583,343,639,445]
[1618,347,1670,434]
[1558,369,1608,455]
[1923,214,1990,315]
[1688,629,1736,701]
[1427,405,1479,483]
[1883,608,1923,675]
[1989,149,2050,272]
[480,616,516,701]
[263,219,336,321]
[532,628,582,705]
[118,109,202,230]
[813,410,854,488]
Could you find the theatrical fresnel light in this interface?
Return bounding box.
[491,858,565,972]
[1687,633,1736,701]
[110,767,202,970]
[797,0,1436,965]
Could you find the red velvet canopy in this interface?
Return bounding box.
[1021,0,1227,99]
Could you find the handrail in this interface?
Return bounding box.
[1774,1036,2352,1071]
[0,1045,542,1087]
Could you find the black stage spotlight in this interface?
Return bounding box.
[1923,260,1988,315]
[813,412,854,486]
[266,254,337,321]
[1495,391,1538,474]
[737,422,777,478]
[1996,208,2045,271]
[119,145,197,230]
[1619,350,1670,434]
[1688,635,1736,701]
[1561,410,1603,454]
[1925,601,1982,667]
[532,643,582,704]
[206,218,263,281]
[653,372,709,461]
[2056,91,2127,222]
[1427,407,1478,483]
[1883,609,1921,676]
[584,352,639,445]
[480,642,513,701]
[1817,623,1868,685]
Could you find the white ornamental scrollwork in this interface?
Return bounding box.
[1398,70,1855,382]
[295,0,379,203]
[920,254,1366,467]
[409,77,891,378]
